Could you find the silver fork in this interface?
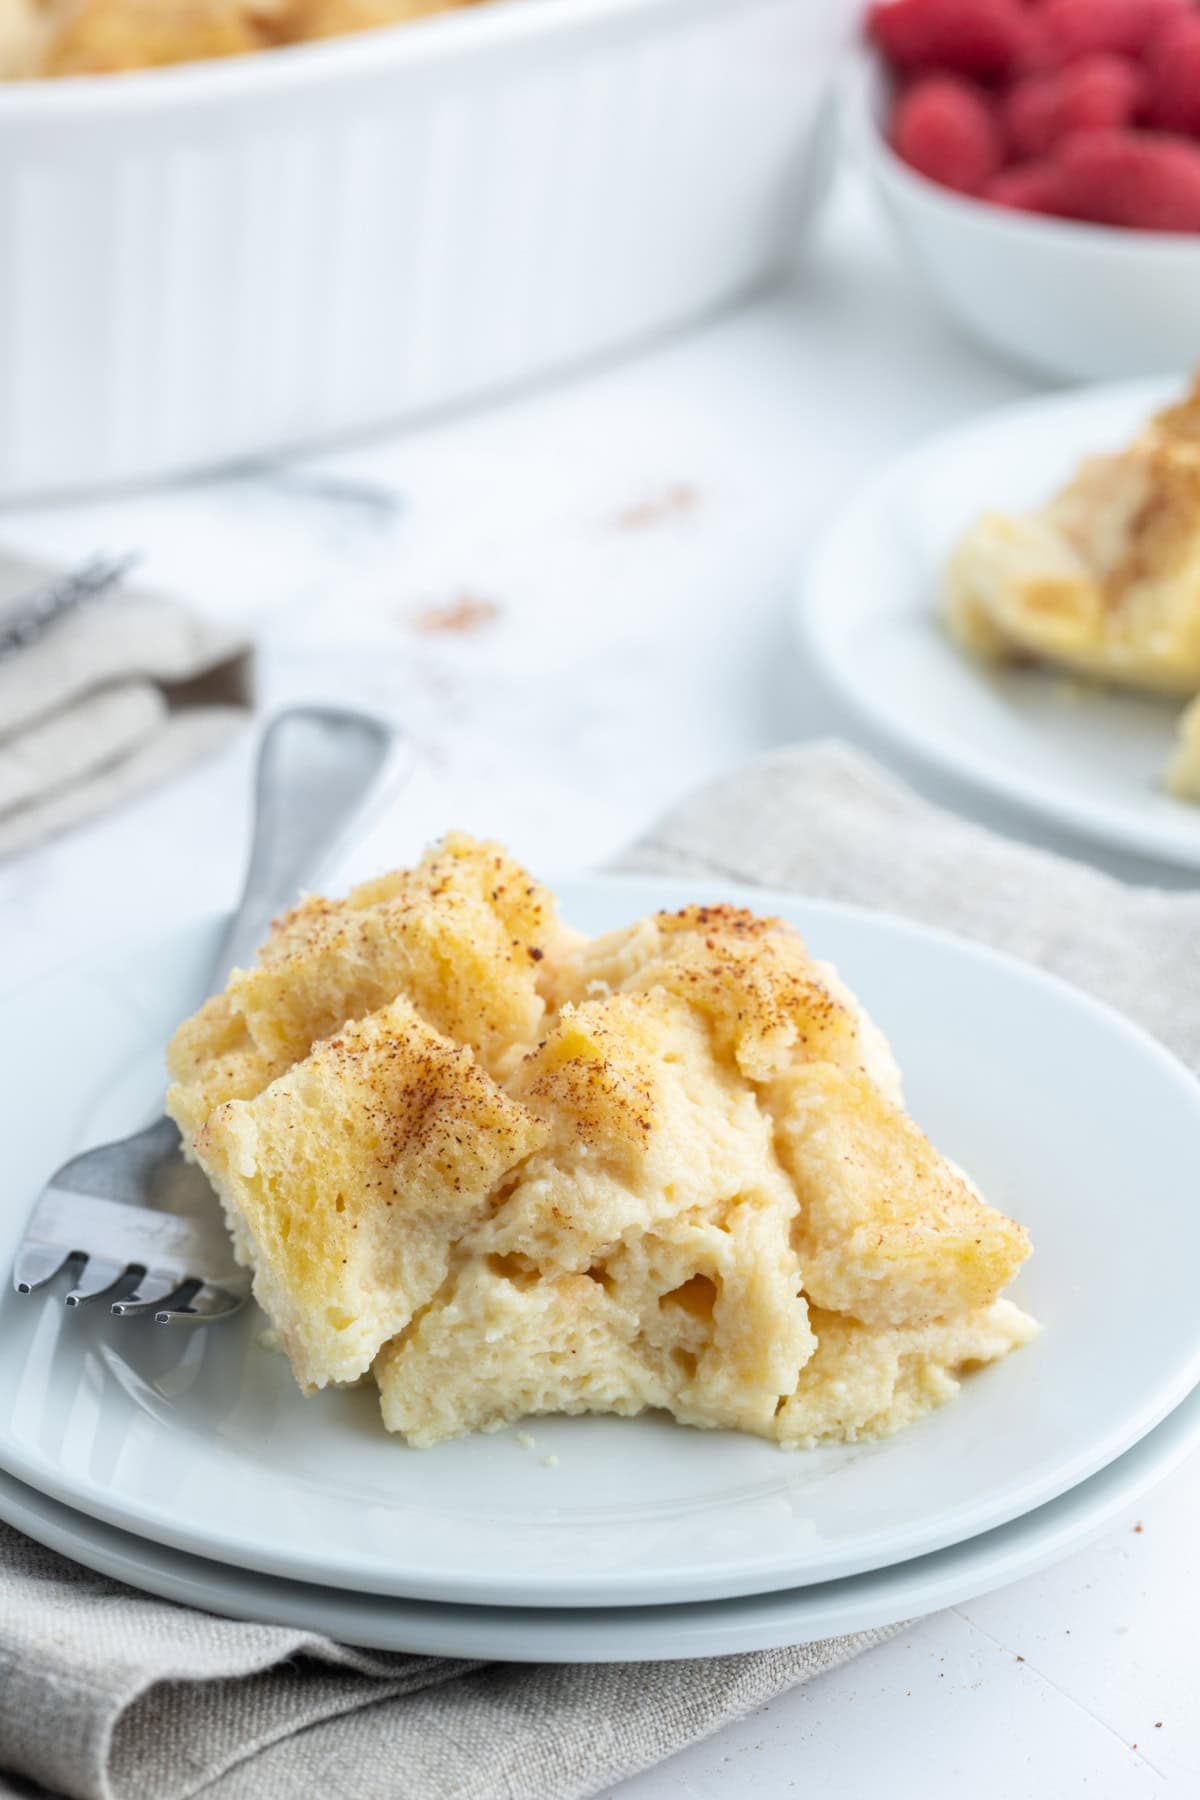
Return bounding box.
[12,705,406,1324]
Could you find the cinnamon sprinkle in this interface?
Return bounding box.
[615,484,699,530]
[409,594,502,636]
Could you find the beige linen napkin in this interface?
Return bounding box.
[1,741,1197,1800]
[0,555,254,857]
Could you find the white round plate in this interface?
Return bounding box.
[2,1378,1198,1661]
[798,378,1200,870]
[2,876,1199,1609]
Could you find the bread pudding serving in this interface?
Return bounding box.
[0,0,482,78]
[167,836,1037,1449]
[946,375,1200,804]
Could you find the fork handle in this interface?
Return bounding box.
[212,706,408,982]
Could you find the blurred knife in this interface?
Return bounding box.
[0,551,140,661]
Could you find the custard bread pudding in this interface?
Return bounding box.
[0,0,482,78]
[946,375,1200,804]
[167,836,1038,1449]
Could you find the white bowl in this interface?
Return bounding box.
[0,0,855,501]
[853,62,1200,384]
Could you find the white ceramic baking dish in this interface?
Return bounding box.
[0,0,854,500]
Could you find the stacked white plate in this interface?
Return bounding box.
[4,875,1200,1660]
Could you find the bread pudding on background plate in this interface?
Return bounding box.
[166,835,1037,1451]
[946,374,1200,804]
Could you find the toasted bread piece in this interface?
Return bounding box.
[166,993,283,1146]
[227,832,556,1080]
[166,834,558,1139]
[193,997,546,1391]
[550,905,863,1082]
[768,1062,1030,1327]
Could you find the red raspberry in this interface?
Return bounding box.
[1054,127,1200,230]
[985,163,1071,216]
[892,75,1005,194]
[1040,0,1187,65]
[867,0,1038,79]
[1004,55,1147,160]
[1144,17,1200,137]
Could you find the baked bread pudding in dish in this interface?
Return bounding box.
[167,836,1038,1449]
[0,0,481,77]
[946,376,1200,803]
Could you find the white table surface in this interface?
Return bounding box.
[1,170,1196,1798]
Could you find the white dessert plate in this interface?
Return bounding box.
[3,876,1200,1609]
[2,1371,1198,1661]
[797,378,1200,871]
